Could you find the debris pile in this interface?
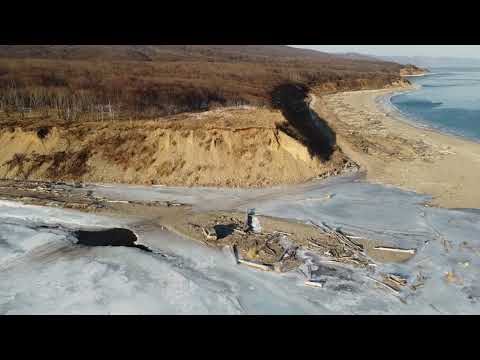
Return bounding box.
[193,214,423,300]
[0,180,105,210]
[0,180,188,212]
[192,213,302,271]
[307,220,373,268]
[193,213,384,276]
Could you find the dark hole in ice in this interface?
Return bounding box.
[73,228,151,252]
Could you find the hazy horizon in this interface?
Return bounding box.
[291,45,480,59]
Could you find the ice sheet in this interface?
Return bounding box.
[0,201,346,314]
[1,175,479,314]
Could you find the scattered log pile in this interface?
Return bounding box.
[194,214,383,276]
[307,220,374,268]
[0,180,105,210]
[196,216,420,299]
[0,180,189,212]
[192,213,303,271]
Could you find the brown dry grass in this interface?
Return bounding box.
[0,46,404,122]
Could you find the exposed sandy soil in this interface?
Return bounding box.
[316,87,480,209]
[3,81,478,209]
[0,106,350,188]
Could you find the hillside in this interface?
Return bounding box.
[0,45,406,120]
[376,55,480,68]
[0,105,356,187]
[0,45,409,187]
[0,45,397,64]
[399,64,428,76]
[334,52,380,61]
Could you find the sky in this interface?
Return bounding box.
[291,45,480,59]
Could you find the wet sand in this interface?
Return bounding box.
[318,87,480,209]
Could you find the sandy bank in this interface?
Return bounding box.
[316,87,480,209]
[0,107,350,188]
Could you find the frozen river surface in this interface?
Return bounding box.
[1,176,479,314]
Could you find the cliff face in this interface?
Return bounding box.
[312,76,410,95]
[0,46,410,188]
[399,64,429,76]
[0,107,351,187]
[0,72,406,189]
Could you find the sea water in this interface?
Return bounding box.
[391,67,480,142]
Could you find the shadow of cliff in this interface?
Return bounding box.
[271,83,336,161]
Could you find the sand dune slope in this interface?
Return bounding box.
[0,107,350,187]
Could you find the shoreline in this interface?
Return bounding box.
[379,87,480,145]
[318,86,480,209]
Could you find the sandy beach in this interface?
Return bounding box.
[316,86,480,209]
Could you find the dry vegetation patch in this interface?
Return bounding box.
[0,46,405,123]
